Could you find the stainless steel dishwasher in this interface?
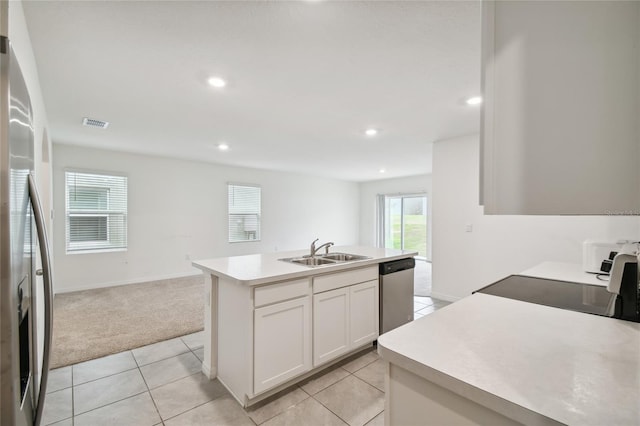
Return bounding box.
[379,257,415,334]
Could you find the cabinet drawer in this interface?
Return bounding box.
[254,278,310,308]
[313,266,378,294]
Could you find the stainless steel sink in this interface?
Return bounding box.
[289,257,336,266]
[279,252,371,267]
[320,253,370,262]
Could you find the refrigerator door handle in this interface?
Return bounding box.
[28,174,53,426]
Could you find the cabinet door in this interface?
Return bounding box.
[481,1,640,214]
[349,280,379,347]
[313,287,349,367]
[254,296,311,394]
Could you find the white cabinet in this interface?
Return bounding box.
[254,296,311,394]
[313,287,350,366]
[312,266,379,367]
[481,1,640,215]
[349,280,379,347]
[208,264,384,406]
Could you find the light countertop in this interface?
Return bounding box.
[192,245,417,286]
[519,261,607,287]
[378,292,640,425]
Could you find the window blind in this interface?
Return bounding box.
[228,183,261,242]
[65,171,128,253]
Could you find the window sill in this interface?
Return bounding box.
[66,247,128,255]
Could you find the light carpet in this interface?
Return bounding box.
[51,275,204,369]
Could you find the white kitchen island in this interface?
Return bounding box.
[378,288,640,425]
[192,245,416,407]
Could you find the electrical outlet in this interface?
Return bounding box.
[465,223,473,233]
[185,253,191,261]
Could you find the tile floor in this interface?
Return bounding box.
[43,296,450,426]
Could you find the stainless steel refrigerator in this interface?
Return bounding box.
[0,9,54,426]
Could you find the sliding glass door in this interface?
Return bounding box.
[380,194,427,259]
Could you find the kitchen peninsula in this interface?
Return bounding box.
[192,245,416,407]
[378,267,640,426]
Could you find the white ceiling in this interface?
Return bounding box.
[22,1,481,182]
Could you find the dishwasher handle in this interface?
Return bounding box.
[379,258,416,275]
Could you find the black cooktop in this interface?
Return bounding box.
[475,275,615,317]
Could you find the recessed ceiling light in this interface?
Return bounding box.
[379,168,386,174]
[365,128,378,137]
[208,77,227,88]
[465,96,482,105]
[218,143,229,151]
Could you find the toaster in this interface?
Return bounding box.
[582,240,636,274]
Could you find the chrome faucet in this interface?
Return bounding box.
[310,238,334,257]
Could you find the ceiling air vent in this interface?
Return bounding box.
[82,117,109,129]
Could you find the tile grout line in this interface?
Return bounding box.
[343,356,378,375]
[179,338,258,424]
[70,350,139,387]
[142,337,205,426]
[251,389,312,426]
[147,370,228,423]
[49,369,182,426]
[318,374,384,426]
[72,365,139,388]
[145,367,206,393]
[132,344,199,379]
[53,335,201,425]
[187,344,204,361]
[66,334,394,425]
[136,361,164,425]
[298,384,312,398]
[74,350,145,417]
[309,356,384,426]
[308,374,353,426]
[160,394,226,424]
[351,374,385,394]
[134,349,192,369]
[363,408,385,426]
[72,390,149,419]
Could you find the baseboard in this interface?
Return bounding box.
[55,270,203,294]
[430,291,462,303]
[202,362,213,379]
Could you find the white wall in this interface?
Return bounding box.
[432,135,640,301]
[53,144,360,292]
[358,175,432,259]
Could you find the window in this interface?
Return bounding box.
[228,183,261,242]
[378,193,428,259]
[65,171,127,253]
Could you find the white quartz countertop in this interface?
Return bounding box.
[378,293,640,426]
[192,246,417,286]
[519,261,607,287]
